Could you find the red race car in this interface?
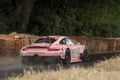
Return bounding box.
[20,36,88,65]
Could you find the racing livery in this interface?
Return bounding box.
[20,36,88,65]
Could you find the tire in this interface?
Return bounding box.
[62,49,71,66]
[80,48,88,62]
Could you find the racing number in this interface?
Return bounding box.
[74,48,79,57]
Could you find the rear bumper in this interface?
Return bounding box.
[20,50,61,57]
[21,56,61,64]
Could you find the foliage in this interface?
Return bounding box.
[27,0,120,37]
[0,0,16,33]
[0,0,120,37]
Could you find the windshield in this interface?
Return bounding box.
[34,38,56,43]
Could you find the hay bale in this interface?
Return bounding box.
[0,33,120,56]
[70,36,120,55]
[116,40,120,50]
[0,34,26,56]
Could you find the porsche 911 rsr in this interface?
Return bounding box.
[20,36,88,65]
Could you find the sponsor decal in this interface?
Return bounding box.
[74,48,79,57]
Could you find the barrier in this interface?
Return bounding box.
[0,34,120,56]
[70,36,120,54]
[0,35,26,56]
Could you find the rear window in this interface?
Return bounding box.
[34,38,56,43]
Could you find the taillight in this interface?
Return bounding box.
[22,47,28,51]
[47,48,60,51]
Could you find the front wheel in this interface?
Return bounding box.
[80,48,88,62]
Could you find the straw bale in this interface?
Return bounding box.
[70,36,120,55]
[0,33,120,56]
[0,34,26,56]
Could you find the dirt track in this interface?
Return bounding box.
[0,52,120,79]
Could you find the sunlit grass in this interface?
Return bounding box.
[8,67,120,80]
[8,56,120,80]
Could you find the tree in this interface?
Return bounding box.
[15,0,36,33]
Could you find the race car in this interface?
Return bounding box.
[20,36,88,65]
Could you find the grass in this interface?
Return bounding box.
[8,68,120,80]
[8,55,120,80]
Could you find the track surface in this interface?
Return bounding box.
[0,52,120,79]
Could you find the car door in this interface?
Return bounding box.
[65,38,79,58]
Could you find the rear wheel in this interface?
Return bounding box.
[62,49,71,66]
[80,48,88,62]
